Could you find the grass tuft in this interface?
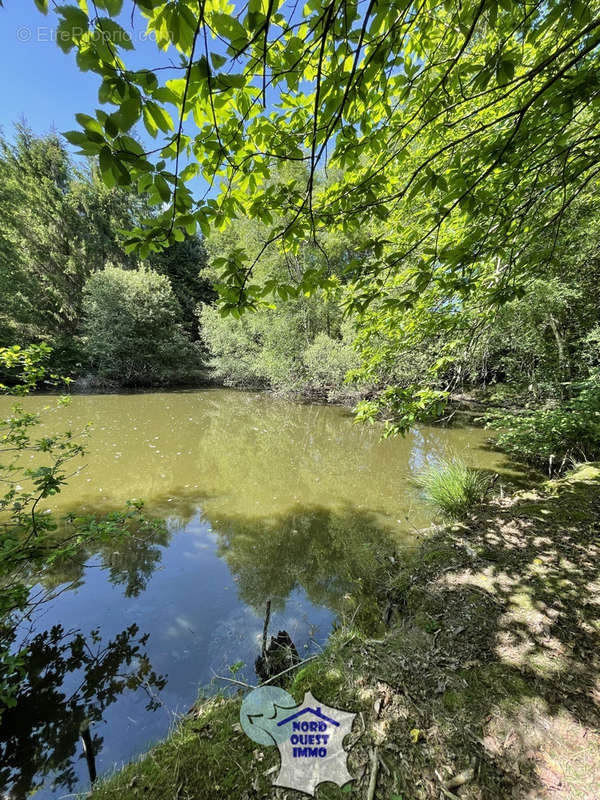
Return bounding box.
[416,457,489,519]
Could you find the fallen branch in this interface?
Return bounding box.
[210,671,256,690]
[439,784,460,800]
[366,746,380,800]
[434,770,459,799]
[444,759,476,790]
[260,654,318,686]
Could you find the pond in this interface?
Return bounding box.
[0,389,525,798]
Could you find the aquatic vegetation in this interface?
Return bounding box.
[416,458,490,519]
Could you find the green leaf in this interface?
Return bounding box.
[215,73,246,90]
[190,56,210,82]
[180,162,199,181]
[211,52,228,70]
[96,0,124,13]
[145,101,174,133]
[116,97,141,130]
[34,0,49,14]
[75,113,103,136]
[55,4,89,52]
[154,175,171,203]
[105,114,119,138]
[497,58,515,83]
[142,106,158,137]
[56,4,88,29]
[153,86,179,104]
[99,145,117,188]
[97,17,133,50]
[211,12,248,48]
[63,130,104,155]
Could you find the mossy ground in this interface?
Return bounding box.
[91,464,600,800]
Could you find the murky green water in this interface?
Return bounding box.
[0,389,525,797]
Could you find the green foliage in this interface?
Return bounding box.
[351,182,600,427]
[0,128,87,349]
[198,303,262,386]
[303,331,359,389]
[148,234,213,338]
[0,128,142,357]
[355,386,449,437]
[52,0,600,328]
[200,297,317,389]
[583,325,600,369]
[199,202,359,394]
[487,378,600,472]
[30,0,600,424]
[82,266,201,385]
[0,345,167,741]
[0,346,167,793]
[416,458,490,519]
[462,279,581,394]
[0,126,211,383]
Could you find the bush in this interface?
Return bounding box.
[416,458,490,519]
[198,297,355,391]
[82,267,200,386]
[198,303,263,386]
[303,332,359,388]
[487,376,600,472]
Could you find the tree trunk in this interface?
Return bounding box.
[548,314,571,398]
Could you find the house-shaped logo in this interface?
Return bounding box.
[240,687,356,796]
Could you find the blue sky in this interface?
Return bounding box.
[3,3,106,137]
[0,2,304,200]
[0,3,177,148]
[0,2,213,196]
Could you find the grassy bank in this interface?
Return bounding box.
[91,464,600,800]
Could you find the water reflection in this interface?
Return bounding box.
[0,622,166,799]
[7,389,509,529]
[0,389,524,797]
[40,514,172,598]
[209,505,399,631]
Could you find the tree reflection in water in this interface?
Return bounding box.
[0,622,166,799]
[1,515,171,799]
[209,504,402,633]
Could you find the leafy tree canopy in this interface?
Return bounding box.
[36,0,600,319]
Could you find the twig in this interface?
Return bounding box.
[211,653,319,692]
[211,671,257,690]
[444,759,476,789]
[262,599,272,660]
[164,0,204,240]
[435,770,459,798]
[366,746,380,800]
[260,655,318,686]
[378,751,391,776]
[440,785,460,799]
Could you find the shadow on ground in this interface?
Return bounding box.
[323,462,600,799]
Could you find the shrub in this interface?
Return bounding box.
[303,332,359,388]
[82,267,200,386]
[198,298,356,391]
[487,376,600,472]
[416,457,490,519]
[197,303,262,386]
